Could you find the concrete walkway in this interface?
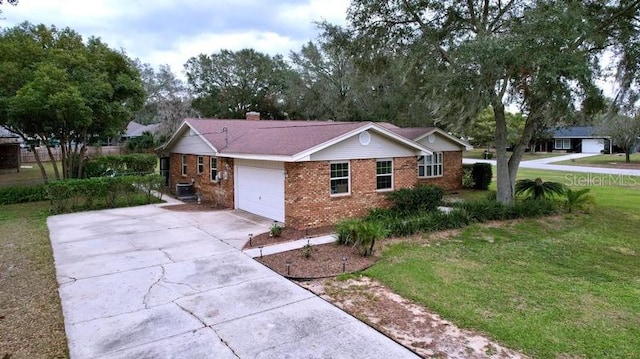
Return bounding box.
[48,206,417,358]
[243,235,336,258]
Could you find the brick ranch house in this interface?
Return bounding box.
[158,112,471,230]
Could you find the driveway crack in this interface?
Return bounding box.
[174,301,208,328]
[143,265,165,309]
[158,248,176,262]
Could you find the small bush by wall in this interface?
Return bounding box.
[386,185,444,214]
[471,163,492,190]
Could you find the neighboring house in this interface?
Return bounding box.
[550,126,611,154]
[158,112,471,230]
[122,121,161,141]
[0,126,21,172]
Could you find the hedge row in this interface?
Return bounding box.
[0,184,49,205]
[83,153,157,178]
[361,198,558,238]
[47,175,165,214]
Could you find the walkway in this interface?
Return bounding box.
[48,206,417,358]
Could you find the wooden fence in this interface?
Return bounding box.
[20,146,122,163]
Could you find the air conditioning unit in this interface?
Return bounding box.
[175,183,195,200]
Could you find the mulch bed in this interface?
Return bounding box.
[243,226,334,249]
[256,242,378,279]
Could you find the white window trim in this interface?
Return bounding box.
[181,155,187,176]
[210,157,218,182]
[330,161,350,196]
[555,138,571,150]
[197,156,204,175]
[376,158,393,192]
[418,152,443,178]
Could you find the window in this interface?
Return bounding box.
[210,157,217,181]
[181,155,187,176]
[418,153,443,178]
[376,159,393,191]
[197,156,204,174]
[555,138,571,150]
[330,162,350,195]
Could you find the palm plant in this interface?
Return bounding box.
[564,188,594,213]
[515,178,566,200]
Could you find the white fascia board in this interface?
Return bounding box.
[414,128,473,150]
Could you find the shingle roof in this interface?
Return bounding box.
[124,121,160,137]
[552,126,601,138]
[185,119,369,156]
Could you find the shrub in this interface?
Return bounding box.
[0,184,48,205]
[301,243,313,258]
[270,221,283,237]
[83,154,158,178]
[386,185,444,214]
[564,188,594,213]
[335,218,362,245]
[471,163,492,190]
[515,178,566,200]
[462,164,474,188]
[47,175,164,214]
[353,221,388,256]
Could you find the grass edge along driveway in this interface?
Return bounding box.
[0,202,68,358]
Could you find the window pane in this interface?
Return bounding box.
[376,175,392,190]
[376,160,392,174]
[330,162,349,178]
[418,166,425,177]
[331,178,349,194]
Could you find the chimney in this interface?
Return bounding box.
[246,111,260,121]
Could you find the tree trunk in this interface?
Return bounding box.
[507,116,539,196]
[44,144,61,180]
[626,149,631,163]
[493,102,513,204]
[31,146,49,184]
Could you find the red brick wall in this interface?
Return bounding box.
[168,154,234,208]
[416,151,462,191]
[284,157,417,229]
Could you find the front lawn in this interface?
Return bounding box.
[0,202,68,358]
[366,169,640,358]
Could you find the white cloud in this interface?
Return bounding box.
[1,0,350,75]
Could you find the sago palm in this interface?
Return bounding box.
[515,178,566,200]
[564,188,594,213]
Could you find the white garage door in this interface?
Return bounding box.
[582,139,604,153]
[235,161,285,222]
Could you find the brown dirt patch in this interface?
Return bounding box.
[243,225,334,249]
[256,242,377,279]
[161,201,228,212]
[299,277,527,359]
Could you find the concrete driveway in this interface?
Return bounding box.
[48,205,417,358]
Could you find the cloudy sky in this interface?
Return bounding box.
[1,0,350,75]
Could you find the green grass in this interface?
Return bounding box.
[464,148,567,161]
[0,161,57,187]
[554,153,640,167]
[0,202,68,358]
[367,168,640,358]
